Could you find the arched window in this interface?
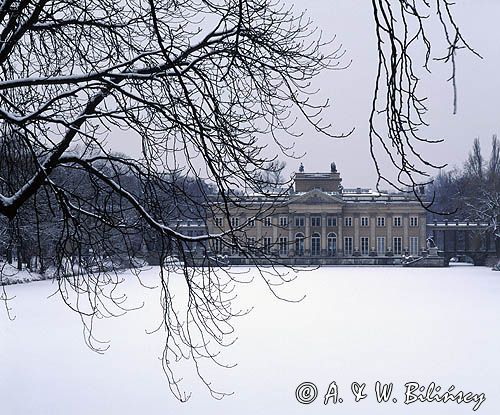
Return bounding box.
[327,232,337,256]
[295,233,305,256]
[311,232,321,256]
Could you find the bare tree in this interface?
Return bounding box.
[0,0,350,400]
[370,0,481,199]
[487,134,500,186]
[259,159,289,192]
[427,168,461,217]
[465,138,484,181]
[462,136,500,266]
[432,135,500,266]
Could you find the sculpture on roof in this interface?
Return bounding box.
[330,161,337,173]
[299,163,304,173]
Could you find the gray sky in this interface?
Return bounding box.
[280,0,500,188]
[106,1,500,189]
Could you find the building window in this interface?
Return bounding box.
[213,239,223,253]
[215,217,224,227]
[393,237,402,255]
[295,216,305,227]
[393,216,402,227]
[247,217,256,227]
[410,216,419,227]
[248,237,256,246]
[327,216,337,227]
[295,233,305,256]
[410,237,419,255]
[231,245,239,255]
[376,237,385,255]
[360,237,369,255]
[377,217,385,227]
[344,217,353,227]
[311,233,321,256]
[361,217,369,227]
[263,237,272,255]
[279,216,288,227]
[311,216,321,227]
[231,217,240,227]
[264,216,272,227]
[327,232,337,256]
[279,237,288,255]
[344,237,353,255]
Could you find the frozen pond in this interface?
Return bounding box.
[1,265,499,414]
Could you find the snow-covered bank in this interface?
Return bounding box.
[0,258,145,286]
[1,266,499,414]
[0,263,46,285]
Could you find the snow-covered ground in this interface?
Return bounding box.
[1,265,499,414]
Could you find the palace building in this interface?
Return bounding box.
[207,163,428,264]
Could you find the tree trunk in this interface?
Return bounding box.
[17,243,22,271]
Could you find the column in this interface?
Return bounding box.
[321,213,327,256]
[338,215,343,256]
[354,215,360,253]
[305,213,311,256]
[273,215,278,255]
[288,214,294,257]
[256,217,262,242]
[403,215,409,253]
[370,215,376,254]
[387,215,392,255]
[420,214,426,254]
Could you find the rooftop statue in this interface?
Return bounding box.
[330,161,337,173]
[299,163,304,173]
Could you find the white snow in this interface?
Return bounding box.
[1,265,499,414]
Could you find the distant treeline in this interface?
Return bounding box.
[0,134,214,273]
[429,135,500,225]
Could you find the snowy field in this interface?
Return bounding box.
[1,265,499,415]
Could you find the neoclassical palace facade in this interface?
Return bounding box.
[207,164,428,262]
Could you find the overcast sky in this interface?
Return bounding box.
[276,0,500,188]
[106,1,500,189]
